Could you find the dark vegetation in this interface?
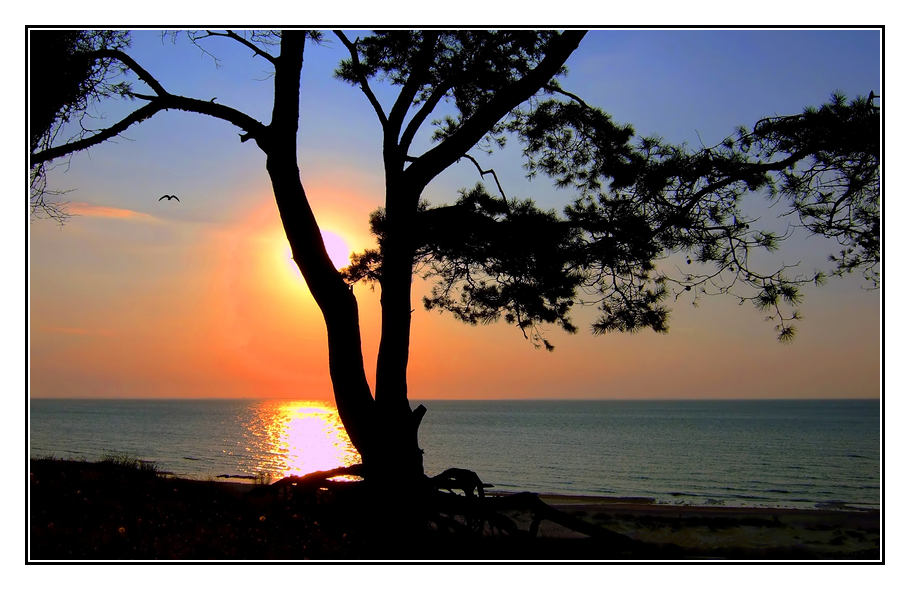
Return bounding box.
[30,458,879,561]
[30,457,654,560]
[29,30,132,223]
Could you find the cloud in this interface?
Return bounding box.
[35,326,114,336]
[67,202,156,222]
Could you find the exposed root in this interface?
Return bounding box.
[260,464,647,554]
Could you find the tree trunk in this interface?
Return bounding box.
[265,153,378,463]
[259,30,586,484]
[267,149,429,483]
[372,177,427,482]
[259,31,428,482]
[269,167,426,481]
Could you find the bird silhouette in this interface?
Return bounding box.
[159,195,180,202]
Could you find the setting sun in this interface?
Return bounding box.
[275,229,352,288]
[320,230,351,270]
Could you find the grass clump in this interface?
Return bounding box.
[99,452,159,474]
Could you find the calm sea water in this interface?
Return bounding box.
[29,398,880,510]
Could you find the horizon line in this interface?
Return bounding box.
[29,396,881,401]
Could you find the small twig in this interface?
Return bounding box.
[198,30,278,65]
[459,153,512,215]
[545,84,592,109]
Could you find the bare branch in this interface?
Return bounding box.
[458,153,511,214]
[32,92,268,167]
[31,102,164,166]
[334,30,388,126]
[544,83,592,109]
[196,30,279,65]
[87,49,168,97]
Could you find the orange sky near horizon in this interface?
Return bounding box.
[31,189,373,400]
[29,182,880,401]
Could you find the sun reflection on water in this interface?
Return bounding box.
[245,400,360,479]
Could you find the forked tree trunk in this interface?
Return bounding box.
[268,155,427,481]
[259,30,586,485]
[258,31,429,484]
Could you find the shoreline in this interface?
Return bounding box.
[511,492,879,512]
[36,457,879,515]
[204,478,882,559]
[128,471,882,517]
[210,477,880,513]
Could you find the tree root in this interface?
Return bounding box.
[249,464,365,498]
[257,464,648,554]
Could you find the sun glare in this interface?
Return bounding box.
[274,229,351,289]
[279,230,350,275]
[320,230,351,270]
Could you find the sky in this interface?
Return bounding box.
[27,28,882,401]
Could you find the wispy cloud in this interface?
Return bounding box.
[67,202,156,222]
[35,326,115,336]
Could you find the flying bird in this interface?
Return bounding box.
[159,195,180,202]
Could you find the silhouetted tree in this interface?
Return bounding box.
[29,30,880,484]
[29,29,133,223]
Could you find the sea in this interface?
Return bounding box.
[28,398,880,510]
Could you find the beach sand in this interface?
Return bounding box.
[28,459,879,561]
[513,494,879,559]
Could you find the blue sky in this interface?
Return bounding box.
[48,29,881,220]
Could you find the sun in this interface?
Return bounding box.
[271,229,352,294]
[319,230,351,270]
[277,229,350,278]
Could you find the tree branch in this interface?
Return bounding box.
[31,102,164,166]
[87,48,168,96]
[679,151,808,216]
[406,30,587,189]
[400,81,454,155]
[545,83,592,109]
[459,153,511,213]
[198,30,278,65]
[32,92,268,167]
[334,30,388,127]
[386,32,441,142]
[160,94,268,136]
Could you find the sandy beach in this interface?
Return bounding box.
[28,458,880,561]
[512,494,879,559]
